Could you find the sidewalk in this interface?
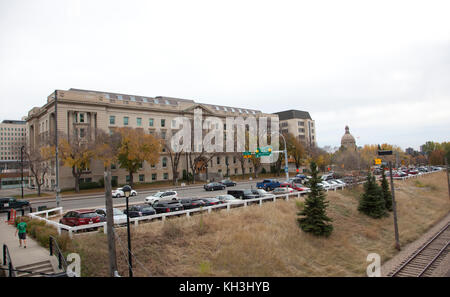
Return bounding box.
[0,219,59,276]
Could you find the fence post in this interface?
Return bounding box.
[8,262,12,277]
[244,201,247,207]
[208,207,212,213]
[285,194,288,201]
[58,253,62,270]
[227,204,230,211]
[49,238,53,256]
[273,196,276,202]
[134,220,139,226]
[3,245,6,266]
[69,229,73,239]
[186,211,190,218]
[259,199,262,207]
[162,215,166,221]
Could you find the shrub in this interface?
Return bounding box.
[358,172,388,218]
[79,181,101,190]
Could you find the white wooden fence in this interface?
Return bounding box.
[26,170,441,238]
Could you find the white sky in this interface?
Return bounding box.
[1,0,449,150]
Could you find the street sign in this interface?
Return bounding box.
[378,150,393,156]
[375,158,382,165]
[254,146,272,157]
[284,166,289,173]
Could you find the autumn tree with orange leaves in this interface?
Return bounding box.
[116,127,161,187]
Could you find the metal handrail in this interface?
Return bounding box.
[49,236,68,271]
[2,244,15,277]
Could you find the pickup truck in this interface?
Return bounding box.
[256,179,281,191]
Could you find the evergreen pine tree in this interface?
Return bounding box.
[297,161,333,237]
[358,171,388,218]
[380,168,393,211]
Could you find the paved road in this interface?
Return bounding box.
[24,180,264,212]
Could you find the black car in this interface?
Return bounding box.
[123,204,157,218]
[220,179,237,187]
[227,189,259,200]
[198,198,223,206]
[0,197,30,211]
[204,182,226,191]
[152,201,184,214]
[179,198,207,209]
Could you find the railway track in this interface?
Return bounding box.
[389,222,450,277]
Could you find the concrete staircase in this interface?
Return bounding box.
[15,260,55,277]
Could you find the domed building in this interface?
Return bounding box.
[341,125,356,150]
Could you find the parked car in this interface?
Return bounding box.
[198,197,224,206]
[145,191,178,204]
[227,189,260,200]
[335,179,346,186]
[256,179,281,191]
[219,179,237,187]
[204,182,226,191]
[328,180,341,188]
[152,201,184,213]
[251,189,275,199]
[318,181,332,190]
[216,194,243,204]
[59,209,101,226]
[0,197,30,211]
[179,198,207,209]
[123,204,156,218]
[321,174,334,181]
[112,186,138,198]
[280,182,308,192]
[95,208,128,224]
[273,187,294,194]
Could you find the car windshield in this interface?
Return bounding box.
[257,189,267,194]
[141,207,154,212]
[153,192,164,197]
[79,212,98,218]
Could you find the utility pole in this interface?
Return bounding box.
[104,169,118,276]
[54,90,61,207]
[389,161,401,251]
[379,147,400,251]
[445,157,450,200]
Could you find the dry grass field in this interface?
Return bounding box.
[69,171,450,277]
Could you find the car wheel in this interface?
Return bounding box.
[131,192,136,196]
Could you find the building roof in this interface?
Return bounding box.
[273,110,312,120]
[1,120,26,125]
[67,88,263,115]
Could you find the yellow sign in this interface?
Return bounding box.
[375,158,382,165]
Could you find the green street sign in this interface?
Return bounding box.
[255,146,272,157]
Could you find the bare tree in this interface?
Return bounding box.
[24,143,53,196]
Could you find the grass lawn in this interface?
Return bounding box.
[56,171,450,276]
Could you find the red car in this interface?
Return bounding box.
[280,182,308,192]
[59,209,101,226]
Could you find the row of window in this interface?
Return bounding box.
[0,132,25,136]
[0,127,25,131]
[109,115,165,127]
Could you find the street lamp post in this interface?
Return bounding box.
[54,90,61,207]
[122,185,133,277]
[20,146,24,199]
[271,131,289,181]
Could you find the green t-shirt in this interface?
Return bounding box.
[17,222,27,234]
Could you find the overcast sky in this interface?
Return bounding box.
[1,0,449,150]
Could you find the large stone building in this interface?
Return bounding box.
[25,88,278,190]
[0,119,28,189]
[340,125,357,150]
[273,109,317,148]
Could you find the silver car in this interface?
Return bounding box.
[95,208,128,224]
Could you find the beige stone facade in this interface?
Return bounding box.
[25,88,278,190]
[274,110,317,148]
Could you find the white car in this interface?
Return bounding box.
[335,179,346,187]
[253,189,275,199]
[319,181,332,190]
[95,208,128,224]
[328,180,340,188]
[273,187,294,194]
[112,187,138,198]
[216,194,243,205]
[145,190,178,205]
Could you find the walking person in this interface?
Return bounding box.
[15,218,27,248]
